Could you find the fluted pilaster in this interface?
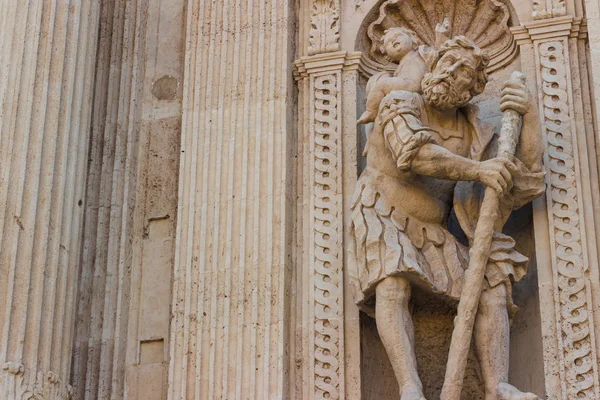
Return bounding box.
[169,0,293,400]
[0,1,100,398]
[168,0,295,399]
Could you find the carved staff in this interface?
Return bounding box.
[440,71,527,400]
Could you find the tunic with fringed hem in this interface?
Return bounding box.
[351,90,545,317]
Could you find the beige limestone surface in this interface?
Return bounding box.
[2,0,600,399]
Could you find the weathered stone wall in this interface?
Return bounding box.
[70,1,149,397]
[70,0,185,399]
[122,0,185,397]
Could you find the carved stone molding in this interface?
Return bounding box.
[295,53,345,400]
[312,71,343,400]
[538,39,598,399]
[308,0,341,55]
[514,16,600,399]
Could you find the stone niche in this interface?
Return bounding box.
[353,0,545,398]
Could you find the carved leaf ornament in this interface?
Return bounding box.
[309,0,341,55]
[363,0,518,73]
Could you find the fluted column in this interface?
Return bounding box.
[168,0,295,399]
[0,1,100,399]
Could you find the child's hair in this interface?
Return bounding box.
[380,27,421,61]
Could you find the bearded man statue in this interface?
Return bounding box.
[350,36,545,400]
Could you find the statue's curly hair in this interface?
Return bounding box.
[437,36,490,96]
[380,27,421,61]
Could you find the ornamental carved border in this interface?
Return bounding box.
[303,1,345,398]
[537,39,600,399]
[310,71,344,400]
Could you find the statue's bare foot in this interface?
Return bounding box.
[400,384,426,400]
[496,382,540,400]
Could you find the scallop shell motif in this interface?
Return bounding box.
[365,0,517,73]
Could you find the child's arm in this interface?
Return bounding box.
[377,75,421,94]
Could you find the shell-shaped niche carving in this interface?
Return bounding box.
[362,0,517,74]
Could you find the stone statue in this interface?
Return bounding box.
[350,35,545,400]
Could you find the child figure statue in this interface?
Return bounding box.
[358,18,451,125]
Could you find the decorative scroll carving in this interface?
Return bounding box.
[312,72,343,400]
[295,51,354,400]
[360,0,517,73]
[309,0,341,55]
[539,40,599,399]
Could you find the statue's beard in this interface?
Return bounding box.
[422,73,472,110]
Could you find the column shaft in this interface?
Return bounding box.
[0,1,100,398]
[168,0,295,398]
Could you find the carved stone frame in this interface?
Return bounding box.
[513,16,600,399]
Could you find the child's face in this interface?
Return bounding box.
[383,31,413,62]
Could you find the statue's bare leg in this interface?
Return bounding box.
[375,276,425,400]
[475,283,539,400]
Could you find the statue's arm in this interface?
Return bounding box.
[411,143,479,181]
[411,144,517,196]
[501,78,544,173]
[379,90,516,195]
